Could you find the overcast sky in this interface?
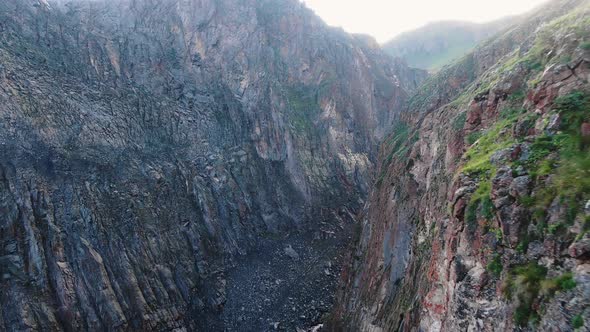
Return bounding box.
[303,0,550,43]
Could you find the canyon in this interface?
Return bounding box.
[0,0,589,331]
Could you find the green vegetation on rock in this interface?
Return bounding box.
[504,262,547,326]
[453,112,467,131]
[573,314,585,329]
[519,91,590,231]
[504,262,578,326]
[377,122,416,187]
[287,84,321,133]
[487,253,503,277]
[462,117,516,176]
[406,54,477,112]
[382,18,514,71]
[383,122,418,168]
[466,131,482,145]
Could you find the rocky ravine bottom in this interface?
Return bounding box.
[211,207,357,331]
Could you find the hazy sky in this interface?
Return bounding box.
[303,0,550,43]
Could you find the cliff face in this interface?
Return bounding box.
[0,0,425,330]
[338,0,590,330]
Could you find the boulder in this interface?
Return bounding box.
[284,245,300,260]
[509,176,531,198]
[569,237,590,259]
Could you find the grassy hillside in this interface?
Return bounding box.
[383,17,516,71]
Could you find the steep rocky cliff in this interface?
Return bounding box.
[0,0,426,330]
[337,0,590,330]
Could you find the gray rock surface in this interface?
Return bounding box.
[0,0,426,330]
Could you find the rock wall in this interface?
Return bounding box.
[0,0,425,330]
[336,0,590,331]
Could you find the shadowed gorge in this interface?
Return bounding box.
[1,0,589,331]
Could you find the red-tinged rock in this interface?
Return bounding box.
[569,238,590,259]
[447,133,465,162]
[467,106,482,126]
[335,2,590,331]
[423,287,446,315]
[510,145,522,161]
[544,236,559,258]
[453,198,467,222]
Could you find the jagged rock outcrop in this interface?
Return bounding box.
[336,0,590,331]
[0,0,426,330]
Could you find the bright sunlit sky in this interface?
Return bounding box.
[302,0,550,43]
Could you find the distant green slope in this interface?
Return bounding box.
[382,17,517,71]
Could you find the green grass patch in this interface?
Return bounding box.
[547,223,562,235]
[505,262,578,326]
[453,112,467,131]
[287,85,321,133]
[382,122,417,168]
[459,104,523,229]
[508,90,526,103]
[573,314,584,329]
[487,253,503,277]
[516,235,530,254]
[465,199,479,225]
[578,216,590,240]
[465,179,494,225]
[522,135,560,176]
[555,91,589,124]
[500,108,525,120]
[481,196,495,220]
[466,131,482,145]
[535,159,556,177]
[377,122,417,186]
[406,54,477,112]
[504,262,547,326]
[523,6,590,70]
[518,195,536,208]
[555,273,577,290]
[546,92,590,210]
[517,92,590,230]
[490,226,503,241]
[541,272,577,298]
[462,117,516,176]
[472,179,492,205]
